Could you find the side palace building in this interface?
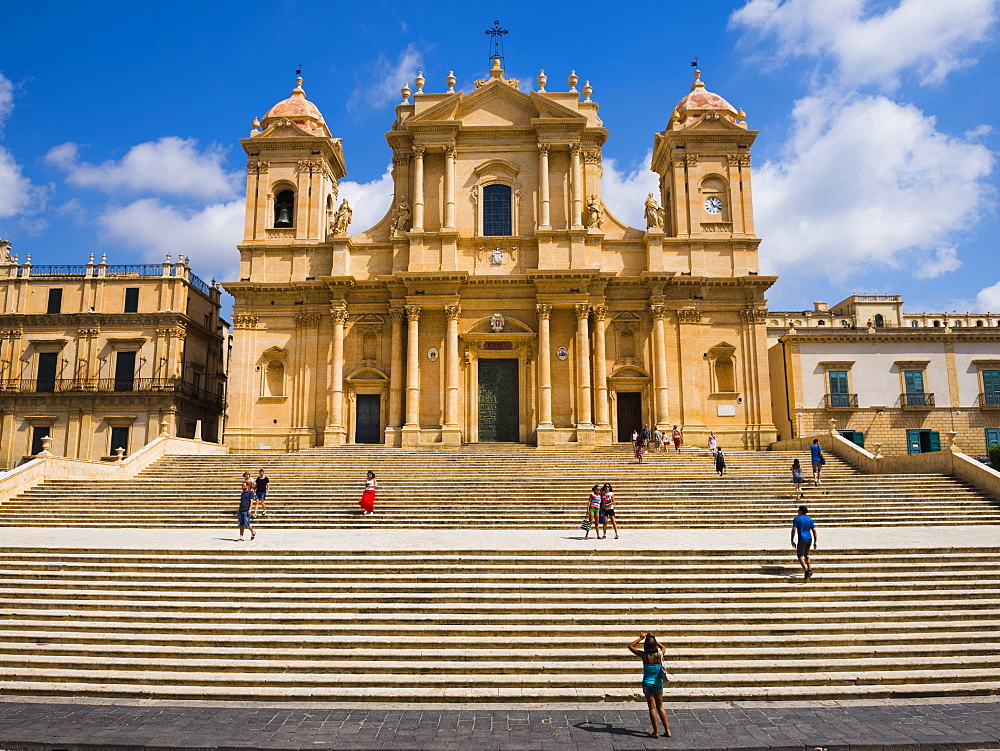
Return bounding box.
[224,63,777,450]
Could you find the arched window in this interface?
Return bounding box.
[482,184,512,236]
[715,357,736,392]
[840,320,849,327]
[817,320,826,326]
[274,190,295,228]
[874,314,884,328]
[264,361,285,397]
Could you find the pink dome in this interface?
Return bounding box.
[260,77,330,136]
[671,70,743,129]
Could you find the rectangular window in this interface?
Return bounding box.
[30,426,49,456]
[46,288,63,314]
[903,369,927,406]
[984,370,1000,407]
[124,287,139,313]
[986,428,1000,452]
[36,352,58,392]
[828,370,850,407]
[482,184,512,236]
[109,426,130,457]
[906,429,941,454]
[113,351,137,392]
[839,429,865,448]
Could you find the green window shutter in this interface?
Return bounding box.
[907,429,921,454]
[928,431,941,452]
[985,429,1000,451]
[903,370,924,394]
[852,431,865,448]
[984,370,1000,395]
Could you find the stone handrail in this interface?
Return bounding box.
[0,436,229,503]
[770,425,1000,499]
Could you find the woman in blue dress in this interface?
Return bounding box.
[628,632,671,737]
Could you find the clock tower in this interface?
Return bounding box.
[651,69,756,243]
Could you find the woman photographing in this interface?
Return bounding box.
[628,632,671,738]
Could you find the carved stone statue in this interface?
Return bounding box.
[0,238,11,264]
[585,194,603,229]
[392,200,411,234]
[333,199,352,234]
[644,193,665,231]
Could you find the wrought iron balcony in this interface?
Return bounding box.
[823,393,859,409]
[901,392,935,408]
[0,377,222,407]
[979,392,1000,409]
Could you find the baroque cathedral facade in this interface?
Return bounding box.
[223,62,777,450]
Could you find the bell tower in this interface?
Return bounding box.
[239,76,347,281]
[651,70,756,241]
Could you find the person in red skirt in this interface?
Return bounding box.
[359,470,378,515]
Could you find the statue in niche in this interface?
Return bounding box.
[333,199,352,234]
[644,193,665,230]
[585,194,603,229]
[392,200,411,234]
[0,238,11,264]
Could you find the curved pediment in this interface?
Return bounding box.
[346,367,388,381]
[473,158,520,178]
[610,365,650,379]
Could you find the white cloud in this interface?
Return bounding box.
[45,137,239,200]
[99,198,243,281]
[755,93,994,282]
[347,44,424,114]
[0,147,49,220]
[731,0,998,89]
[337,165,395,233]
[0,72,13,132]
[977,280,1000,311]
[600,150,659,229]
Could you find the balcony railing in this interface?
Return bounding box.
[106,264,169,277]
[979,392,1000,409]
[0,377,222,407]
[901,392,935,408]
[824,393,859,409]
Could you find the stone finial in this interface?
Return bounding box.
[88,253,95,263]
[100,253,107,264]
[165,253,172,262]
[872,442,884,460]
[670,109,680,125]
[415,71,425,94]
[582,81,593,102]
[946,430,959,451]
[537,69,547,92]
[400,83,411,103]
[490,58,503,79]
[445,71,457,93]
[25,254,32,265]
[691,68,705,91]
[38,435,53,457]
[736,107,746,123]
[567,70,578,92]
[159,419,170,437]
[828,418,838,433]
[292,76,305,95]
[251,116,261,135]
[115,447,125,462]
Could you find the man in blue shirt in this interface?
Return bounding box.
[809,439,824,485]
[792,505,816,579]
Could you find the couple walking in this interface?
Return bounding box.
[584,483,618,539]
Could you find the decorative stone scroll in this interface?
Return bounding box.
[741,308,767,324]
[677,308,703,323]
[728,153,752,167]
[246,161,269,174]
[232,314,260,329]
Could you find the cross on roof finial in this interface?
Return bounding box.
[485,20,508,70]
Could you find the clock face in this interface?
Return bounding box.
[704,197,723,215]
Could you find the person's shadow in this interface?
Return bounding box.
[573,720,652,738]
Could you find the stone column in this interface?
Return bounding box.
[575,303,593,431]
[386,308,405,444]
[535,303,555,445]
[443,303,462,446]
[538,145,551,229]
[592,305,610,432]
[443,146,456,230]
[650,304,670,429]
[570,143,583,229]
[411,147,425,231]
[402,305,422,446]
[327,306,348,444]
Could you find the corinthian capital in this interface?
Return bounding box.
[405,304,422,322]
[535,303,552,320]
[648,304,667,321]
[574,303,591,320]
[445,304,461,321]
[329,307,349,326]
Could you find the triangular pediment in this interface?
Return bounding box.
[409,81,585,129]
[256,117,319,139]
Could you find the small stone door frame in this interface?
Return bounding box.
[344,367,389,444]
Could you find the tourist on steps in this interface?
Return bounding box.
[791,458,804,500]
[600,482,619,539]
[671,425,682,453]
[358,471,377,515]
[792,505,817,579]
[255,468,269,516]
[237,480,255,541]
[628,632,671,738]
[810,438,825,485]
[708,431,717,457]
[714,446,726,476]
[584,485,603,539]
[651,428,662,452]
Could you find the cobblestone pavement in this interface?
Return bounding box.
[0,698,998,750]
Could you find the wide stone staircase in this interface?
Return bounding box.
[0,545,998,702]
[2,446,998,527]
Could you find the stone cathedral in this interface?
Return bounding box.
[224,62,777,451]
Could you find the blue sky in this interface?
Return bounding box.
[0,0,997,314]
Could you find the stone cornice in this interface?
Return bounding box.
[782,329,1000,344]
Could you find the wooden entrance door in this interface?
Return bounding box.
[616,392,641,442]
[355,394,381,444]
[478,358,519,442]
